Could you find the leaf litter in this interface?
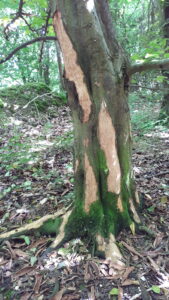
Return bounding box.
[0,99,169,299]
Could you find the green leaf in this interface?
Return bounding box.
[23,181,32,187]
[30,256,37,266]
[151,285,161,294]
[109,288,119,295]
[20,235,30,245]
[147,206,155,212]
[156,75,166,83]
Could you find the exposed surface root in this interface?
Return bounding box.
[96,234,125,267]
[0,208,68,242]
[50,210,72,249]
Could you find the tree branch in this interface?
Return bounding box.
[4,0,24,39]
[129,58,169,75]
[39,8,51,63]
[0,36,57,65]
[20,16,40,34]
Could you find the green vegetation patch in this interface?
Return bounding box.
[39,217,62,235]
[0,82,67,114]
[65,201,104,240]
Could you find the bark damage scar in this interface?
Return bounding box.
[75,159,79,173]
[84,153,97,212]
[98,102,121,194]
[54,12,91,123]
[83,138,89,148]
[117,196,123,212]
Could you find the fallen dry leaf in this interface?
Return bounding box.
[122,266,135,283]
[153,233,164,248]
[0,258,8,266]
[13,266,36,278]
[50,288,65,300]
[4,240,16,259]
[27,238,51,250]
[122,279,139,286]
[147,256,160,273]
[14,249,29,258]
[33,274,43,294]
[121,241,142,258]
[20,292,32,300]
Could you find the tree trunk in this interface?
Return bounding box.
[159,0,169,122]
[52,0,140,261]
[55,40,65,90]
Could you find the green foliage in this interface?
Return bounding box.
[54,131,74,150]
[109,288,119,296]
[129,91,163,133]
[0,132,38,171]
[0,0,60,87]
[0,83,67,114]
[0,98,4,108]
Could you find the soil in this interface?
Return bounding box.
[0,98,168,300]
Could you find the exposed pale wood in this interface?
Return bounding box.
[117,197,123,212]
[84,153,97,212]
[98,102,121,194]
[53,11,92,123]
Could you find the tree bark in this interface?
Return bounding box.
[52,0,140,262]
[160,0,169,121]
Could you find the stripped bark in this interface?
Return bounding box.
[51,0,140,262]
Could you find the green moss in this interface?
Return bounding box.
[0,83,67,113]
[39,217,62,235]
[65,201,104,240]
[97,149,132,236]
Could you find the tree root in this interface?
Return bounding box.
[49,210,72,249]
[96,233,125,268]
[0,208,70,243]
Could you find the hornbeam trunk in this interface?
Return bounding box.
[53,0,140,259]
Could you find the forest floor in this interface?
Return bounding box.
[0,91,169,300]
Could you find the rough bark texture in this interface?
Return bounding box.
[161,0,169,121]
[52,0,140,260]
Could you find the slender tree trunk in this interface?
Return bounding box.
[160,0,169,122]
[43,43,50,85]
[52,0,140,261]
[55,41,65,90]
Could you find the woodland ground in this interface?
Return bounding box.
[0,87,168,300]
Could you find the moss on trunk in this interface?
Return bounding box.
[52,0,140,260]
